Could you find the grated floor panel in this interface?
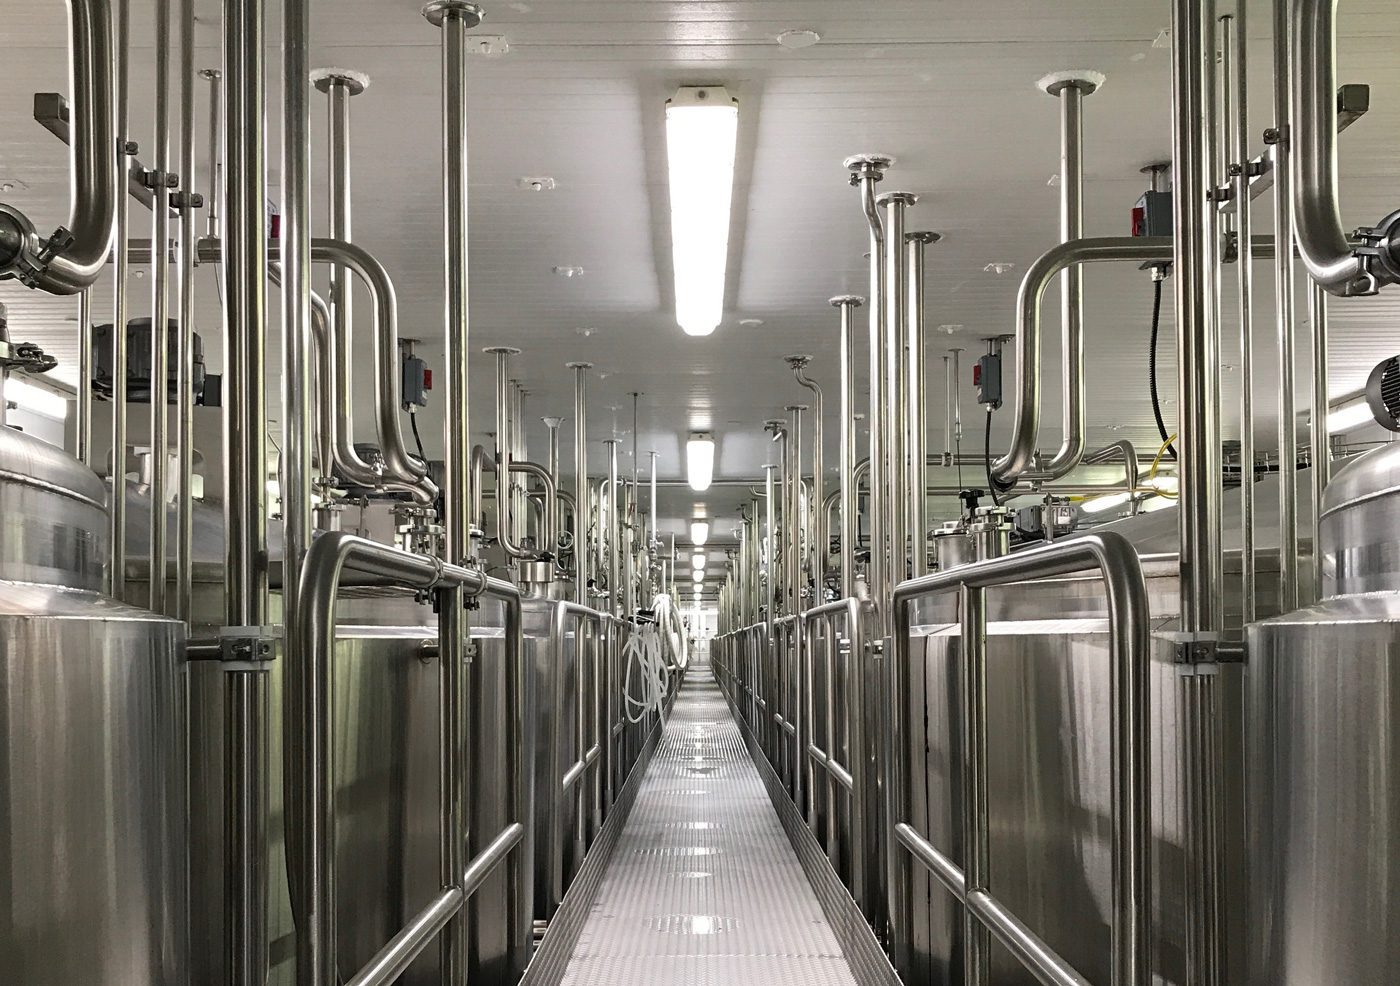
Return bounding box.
[558,666,861,986]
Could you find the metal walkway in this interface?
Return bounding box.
[558,665,861,985]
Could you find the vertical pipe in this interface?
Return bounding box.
[1227,5,1257,624]
[77,289,93,465]
[961,583,991,986]
[485,347,521,556]
[1309,283,1329,598]
[764,464,776,636]
[844,155,890,624]
[315,69,377,488]
[880,191,916,589]
[649,449,659,601]
[281,0,321,973]
[941,355,952,466]
[605,439,621,616]
[832,297,862,601]
[223,0,270,977]
[1173,6,1224,986]
[1273,0,1299,612]
[907,232,938,577]
[148,0,172,615]
[423,4,483,984]
[200,68,222,239]
[175,0,196,625]
[569,362,591,605]
[110,0,131,599]
[544,416,561,482]
[792,358,825,599]
[1040,73,1101,476]
[951,348,963,461]
[1172,0,1223,634]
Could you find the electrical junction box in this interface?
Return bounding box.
[401,354,430,409]
[1132,189,1173,237]
[974,353,1002,409]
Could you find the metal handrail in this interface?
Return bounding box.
[889,532,1150,986]
[547,600,608,909]
[294,531,529,986]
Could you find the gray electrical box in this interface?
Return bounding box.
[401,353,430,409]
[974,352,1002,409]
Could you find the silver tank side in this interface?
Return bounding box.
[0,429,187,986]
[1246,441,1400,985]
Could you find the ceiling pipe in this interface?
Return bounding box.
[0,0,118,294]
[1291,0,1400,295]
[312,68,380,487]
[1038,70,1105,479]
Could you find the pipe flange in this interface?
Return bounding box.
[844,153,894,185]
[1356,208,1400,288]
[783,354,814,369]
[1037,70,1106,96]
[311,67,371,95]
[483,345,522,355]
[828,294,865,307]
[876,190,919,207]
[784,404,809,413]
[565,360,594,370]
[907,230,942,245]
[421,0,484,28]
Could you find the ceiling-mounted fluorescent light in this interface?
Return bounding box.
[690,519,710,545]
[665,86,739,337]
[691,553,706,571]
[692,570,705,584]
[686,432,715,491]
[5,377,69,419]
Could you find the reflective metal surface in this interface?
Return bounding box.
[1318,442,1400,597]
[0,426,107,589]
[0,582,186,984]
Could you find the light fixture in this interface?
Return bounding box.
[692,570,704,584]
[665,86,739,337]
[690,519,710,545]
[686,432,715,491]
[5,378,68,419]
[691,553,706,572]
[1081,491,1132,514]
[776,28,821,49]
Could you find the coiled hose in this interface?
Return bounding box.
[621,594,690,724]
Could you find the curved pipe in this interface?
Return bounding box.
[1290,0,1397,295]
[309,239,430,491]
[511,460,558,557]
[1082,440,1140,500]
[993,234,1287,485]
[0,0,117,294]
[193,236,429,494]
[995,238,1176,483]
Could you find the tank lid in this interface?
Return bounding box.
[0,425,107,507]
[1320,441,1400,520]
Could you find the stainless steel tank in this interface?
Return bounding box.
[0,426,186,985]
[895,475,1315,986]
[1247,442,1400,985]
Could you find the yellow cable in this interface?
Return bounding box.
[1147,433,1179,499]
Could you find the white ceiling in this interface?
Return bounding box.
[3,0,1399,556]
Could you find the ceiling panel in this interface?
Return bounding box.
[1,0,1397,544]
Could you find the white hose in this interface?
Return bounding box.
[621,594,691,723]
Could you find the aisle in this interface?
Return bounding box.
[558,665,860,985]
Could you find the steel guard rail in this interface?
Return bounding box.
[889,532,1150,986]
[294,531,530,986]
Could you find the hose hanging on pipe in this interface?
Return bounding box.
[1148,276,1178,461]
